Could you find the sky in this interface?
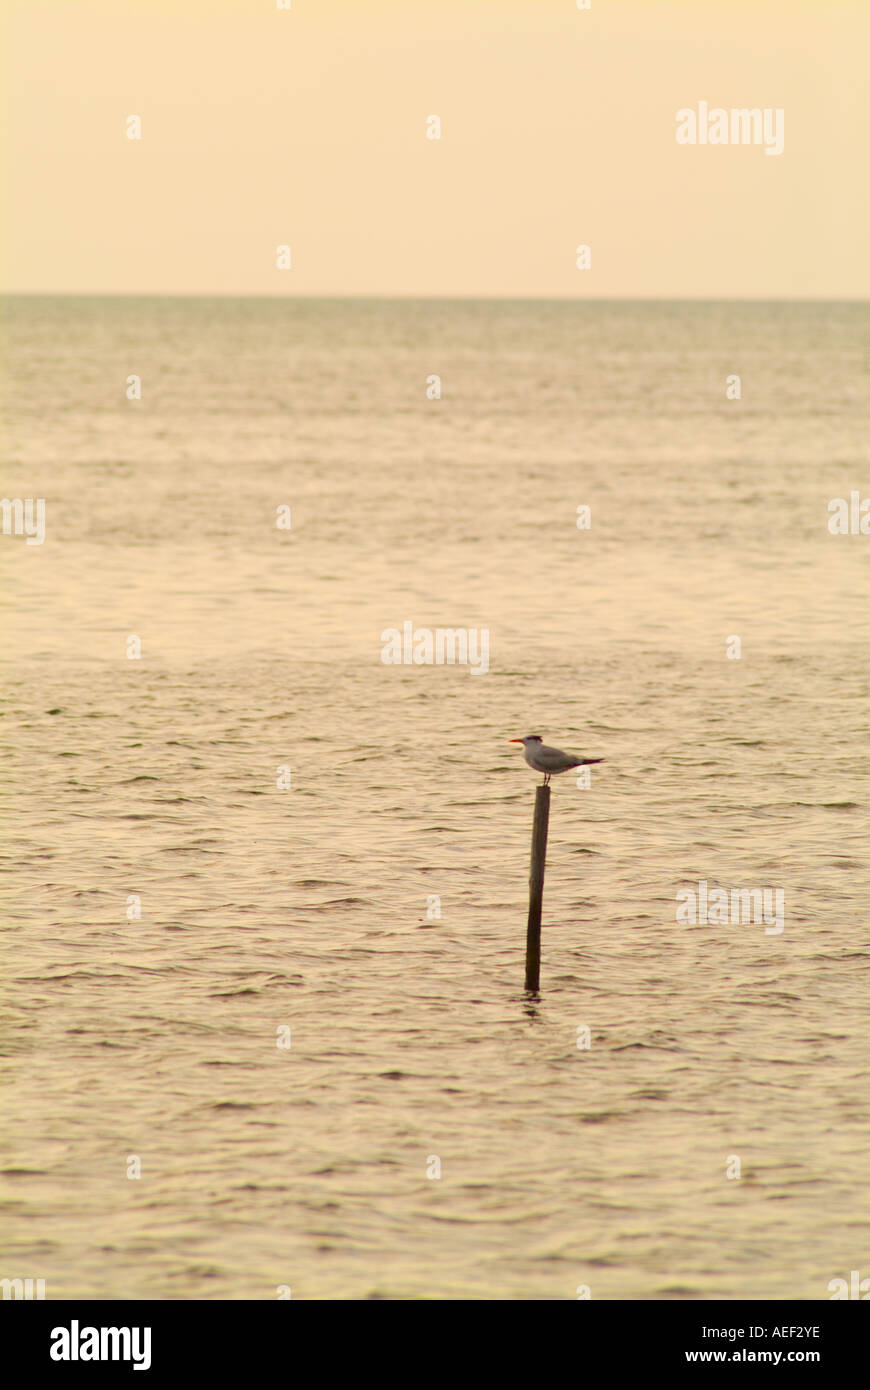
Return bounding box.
[2,0,868,297]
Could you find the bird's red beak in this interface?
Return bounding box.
[509,738,523,743]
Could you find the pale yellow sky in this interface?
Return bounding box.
[2,0,868,296]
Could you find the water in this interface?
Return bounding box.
[1,296,868,1299]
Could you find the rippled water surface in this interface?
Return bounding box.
[1,297,869,1299]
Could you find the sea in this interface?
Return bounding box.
[1,295,868,1299]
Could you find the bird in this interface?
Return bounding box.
[509,734,604,785]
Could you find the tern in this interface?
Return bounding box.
[510,734,604,785]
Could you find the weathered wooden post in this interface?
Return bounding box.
[524,783,551,992]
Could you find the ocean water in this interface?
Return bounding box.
[1,296,868,1300]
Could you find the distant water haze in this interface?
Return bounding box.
[1,296,868,1298]
[4,0,868,300]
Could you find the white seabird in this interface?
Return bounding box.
[509,734,604,785]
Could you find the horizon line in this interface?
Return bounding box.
[1,291,868,304]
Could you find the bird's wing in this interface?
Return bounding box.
[538,746,581,770]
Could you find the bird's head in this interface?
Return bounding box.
[509,735,543,746]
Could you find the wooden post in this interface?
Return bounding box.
[524,783,550,992]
